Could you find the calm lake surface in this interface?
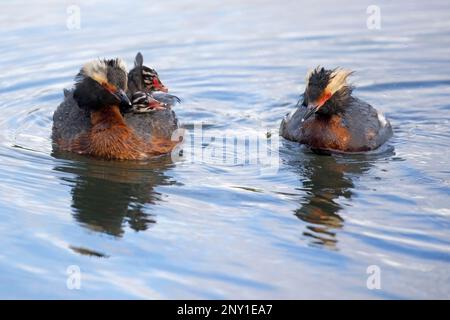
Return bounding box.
[0,0,449,299]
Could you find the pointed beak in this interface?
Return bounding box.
[151,77,169,93]
[158,84,169,93]
[114,88,131,105]
[113,89,132,112]
[301,103,320,122]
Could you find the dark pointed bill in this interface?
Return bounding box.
[131,91,182,113]
[113,88,132,112]
[301,104,319,122]
[113,89,131,106]
[151,92,181,105]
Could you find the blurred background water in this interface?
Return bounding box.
[0,0,449,299]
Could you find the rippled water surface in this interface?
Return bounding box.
[0,0,449,299]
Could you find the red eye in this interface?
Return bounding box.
[153,78,160,88]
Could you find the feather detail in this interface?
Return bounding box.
[326,68,353,95]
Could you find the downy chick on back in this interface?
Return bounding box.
[52,57,179,160]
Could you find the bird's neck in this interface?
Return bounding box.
[88,105,144,160]
[90,105,126,128]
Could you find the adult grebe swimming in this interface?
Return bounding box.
[280,67,393,153]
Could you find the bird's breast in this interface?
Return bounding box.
[300,115,351,151]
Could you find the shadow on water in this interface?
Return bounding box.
[282,142,395,249]
[52,151,177,238]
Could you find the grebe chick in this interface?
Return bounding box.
[128,52,180,112]
[124,52,180,142]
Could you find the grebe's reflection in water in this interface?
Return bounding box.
[53,151,177,238]
[284,145,394,249]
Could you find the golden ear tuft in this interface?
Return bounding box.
[326,68,353,94]
[82,60,108,84]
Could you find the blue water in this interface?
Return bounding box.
[0,0,449,299]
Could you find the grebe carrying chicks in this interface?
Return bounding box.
[52,53,181,160]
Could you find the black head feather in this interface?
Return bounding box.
[73,76,117,111]
[303,66,354,116]
[104,58,128,91]
[73,58,129,112]
[304,67,333,104]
